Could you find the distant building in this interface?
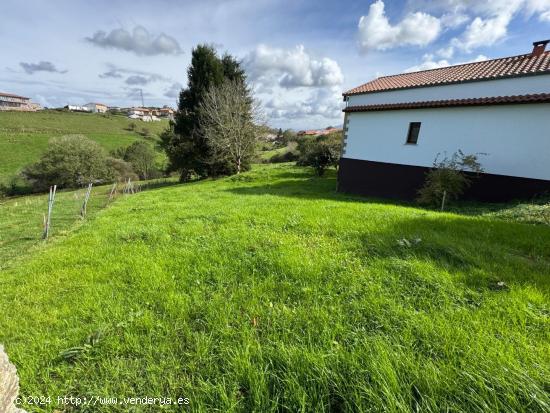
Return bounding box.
[127,107,163,122]
[65,104,90,112]
[128,107,150,117]
[0,92,41,111]
[83,102,108,113]
[297,127,342,137]
[158,106,175,118]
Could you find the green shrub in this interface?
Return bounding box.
[270,150,299,163]
[0,175,33,198]
[22,135,115,191]
[105,157,139,182]
[113,141,159,180]
[296,133,342,176]
[417,150,484,207]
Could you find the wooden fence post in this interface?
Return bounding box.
[108,183,117,202]
[43,185,57,239]
[80,183,93,218]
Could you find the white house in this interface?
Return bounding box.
[127,107,161,122]
[339,40,550,202]
[66,104,90,112]
[0,92,41,111]
[83,102,108,113]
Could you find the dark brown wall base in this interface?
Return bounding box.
[337,158,550,202]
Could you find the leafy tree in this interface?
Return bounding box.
[283,129,297,142]
[161,45,224,180]
[297,132,342,176]
[417,150,484,207]
[199,80,260,174]
[123,141,157,179]
[106,157,138,182]
[160,45,248,180]
[22,135,115,191]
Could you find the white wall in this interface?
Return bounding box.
[343,103,550,180]
[347,75,550,106]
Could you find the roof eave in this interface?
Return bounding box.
[343,93,550,112]
[342,70,550,97]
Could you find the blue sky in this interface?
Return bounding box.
[1,0,549,129]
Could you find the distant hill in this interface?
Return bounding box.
[0,110,168,184]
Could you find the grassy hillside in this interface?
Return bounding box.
[0,164,549,412]
[0,110,168,183]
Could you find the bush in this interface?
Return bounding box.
[105,157,139,182]
[270,149,299,163]
[140,127,151,138]
[0,175,33,198]
[417,150,484,207]
[122,141,158,180]
[296,133,342,176]
[22,135,115,191]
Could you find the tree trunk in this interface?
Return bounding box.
[237,157,241,174]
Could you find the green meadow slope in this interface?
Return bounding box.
[0,110,168,183]
[0,164,549,412]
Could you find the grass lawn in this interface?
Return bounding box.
[0,110,168,184]
[0,164,549,412]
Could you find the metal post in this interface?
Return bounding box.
[108,183,117,202]
[43,185,57,239]
[80,183,93,217]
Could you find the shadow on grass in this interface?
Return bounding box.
[138,179,183,192]
[354,215,550,291]
[225,176,418,208]
[229,168,550,226]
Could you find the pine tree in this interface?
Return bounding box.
[161,45,224,180]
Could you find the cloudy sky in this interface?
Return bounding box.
[1,0,549,129]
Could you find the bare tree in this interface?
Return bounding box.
[199,80,262,174]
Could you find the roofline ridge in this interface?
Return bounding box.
[344,50,550,95]
[378,52,543,80]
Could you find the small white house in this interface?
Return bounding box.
[339,40,550,202]
[66,104,90,112]
[83,102,108,113]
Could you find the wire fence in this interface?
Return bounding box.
[0,178,176,269]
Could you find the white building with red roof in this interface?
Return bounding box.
[0,92,41,111]
[338,40,550,202]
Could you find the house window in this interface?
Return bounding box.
[406,122,421,144]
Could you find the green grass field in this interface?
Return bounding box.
[0,164,548,412]
[0,110,168,184]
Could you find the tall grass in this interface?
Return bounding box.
[0,164,548,412]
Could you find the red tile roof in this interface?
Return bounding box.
[344,51,550,96]
[0,92,29,100]
[343,93,550,112]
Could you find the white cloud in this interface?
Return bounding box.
[244,44,343,88]
[20,61,67,74]
[430,0,550,52]
[404,0,550,54]
[164,82,182,99]
[86,26,183,56]
[437,46,455,59]
[454,13,513,51]
[358,0,442,52]
[265,87,344,121]
[523,0,550,19]
[404,54,488,73]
